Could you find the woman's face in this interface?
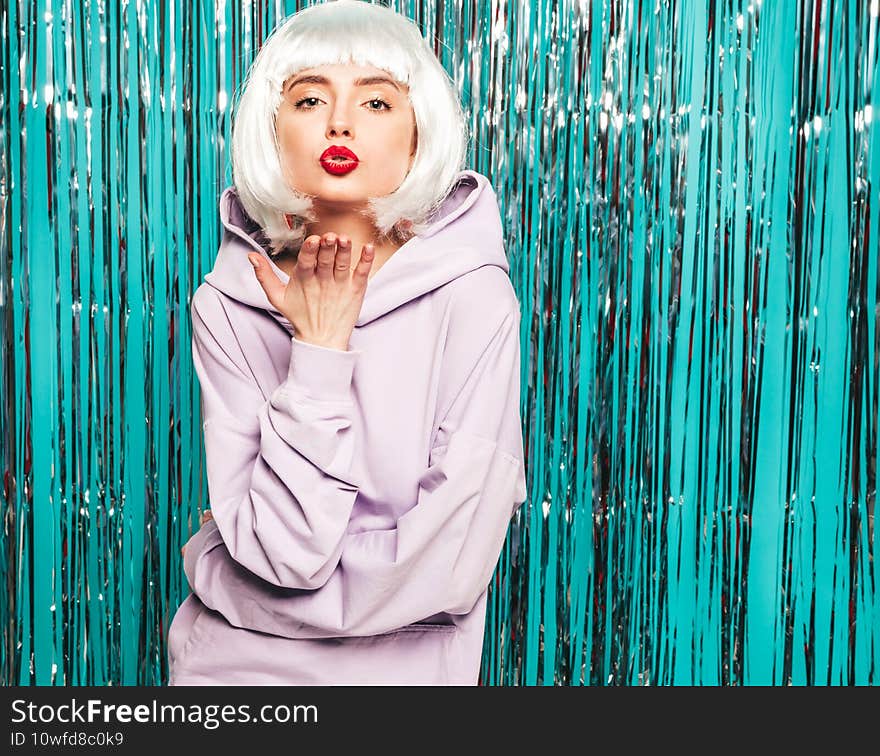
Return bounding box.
[276,62,417,210]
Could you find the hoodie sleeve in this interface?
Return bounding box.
[189,286,364,589]
[182,297,528,639]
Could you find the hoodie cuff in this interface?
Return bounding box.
[183,517,224,589]
[285,336,360,401]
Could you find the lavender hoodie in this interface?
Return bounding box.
[167,169,527,685]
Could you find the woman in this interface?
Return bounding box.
[167,0,527,685]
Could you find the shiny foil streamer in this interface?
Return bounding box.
[1,0,877,685]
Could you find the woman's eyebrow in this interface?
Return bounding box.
[286,74,401,92]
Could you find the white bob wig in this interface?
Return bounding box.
[230,0,469,258]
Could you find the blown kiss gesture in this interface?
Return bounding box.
[248,232,374,352]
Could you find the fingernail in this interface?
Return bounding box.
[248,255,259,268]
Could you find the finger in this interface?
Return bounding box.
[296,236,320,281]
[334,236,352,285]
[181,545,186,557]
[248,254,287,310]
[352,243,375,287]
[315,233,337,281]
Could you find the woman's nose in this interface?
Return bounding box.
[326,122,353,138]
[326,106,354,138]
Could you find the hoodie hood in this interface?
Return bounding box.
[203,169,509,329]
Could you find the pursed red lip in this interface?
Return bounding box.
[320,145,359,162]
[319,146,359,175]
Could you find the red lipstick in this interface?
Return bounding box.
[320,145,359,175]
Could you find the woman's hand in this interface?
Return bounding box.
[248,233,374,351]
[181,510,214,558]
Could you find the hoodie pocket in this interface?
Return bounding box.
[164,610,462,685]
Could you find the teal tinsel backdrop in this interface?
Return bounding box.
[1,0,878,685]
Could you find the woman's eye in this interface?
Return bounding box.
[292,97,391,111]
